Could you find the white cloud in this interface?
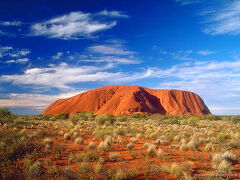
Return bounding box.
[96,9,129,18]
[5,58,29,64]
[81,56,140,64]
[170,50,193,61]
[0,21,22,26]
[197,50,216,56]
[0,91,82,111]
[149,60,240,114]
[9,49,31,57]
[0,62,123,89]
[30,11,118,40]
[52,52,63,60]
[0,46,30,58]
[89,44,135,55]
[202,0,240,35]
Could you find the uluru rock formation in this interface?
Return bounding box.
[42,85,211,116]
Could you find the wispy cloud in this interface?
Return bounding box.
[175,0,203,6]
[0,91,82,111]
[0,21,22,26]
[89,44,135,55]
[202,0,240,35]
[30,11,121,40]
[5,58,29,64]
[0,62,121,89]
[148,60,240,114]
[197,50,216,56]
[96,9,129,18]
[81,56,140,64]
[52,52,63,60]
[0,46,30,58]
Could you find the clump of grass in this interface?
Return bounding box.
[143,142,150,148]
[157,148,164,157]
[212,152,237,172]
[229,139,239,148]
[98,141,110,153]
[63,133,71,140]
[204,143,214,152]
[88,141,96,150]
[78,162,93,177]
[115,169,127,180]
[180,143,188,151]
[43,138,53,150]
[217,132,229,142]
[117,135,123,144]
[130,151,138,159]
[76,151,99,162]
[155,138,161,145]
[62,167,79,179]
[26,161,42,178]
[222,151,237,163]
[136,133,142,139]
[170,163,184,178]
[127,142,134,150]
[74,137,84,145]
[43,138,53,146]
[72,132,79,138]
[147,145,156,158]
[174,135,182,142]
[218,159,232,173]
[46,165,60,178]
[130,137,137,143]
[182,161,193,172]
[187,139,198,151]
[109,152,120,161]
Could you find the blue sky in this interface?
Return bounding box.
[0,0,240,115]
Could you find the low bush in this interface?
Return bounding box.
[0,108,15,125]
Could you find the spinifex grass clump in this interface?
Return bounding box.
[75,137,84,145]
[43,138,53,150]
[212,151,237,173]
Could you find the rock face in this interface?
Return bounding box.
[42,85,211,116]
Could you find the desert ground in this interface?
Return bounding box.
[1,109,240,179]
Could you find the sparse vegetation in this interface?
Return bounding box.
[1,110,240,179]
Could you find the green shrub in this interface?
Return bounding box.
[95,114,115,125]
[0,108,15,124]
[231,116,240,124]
[55,113,69,120]
[217,132,229,142]
[79,111,95,121]
[69,114,81,125]
[0,129,41,162]
[187,117,199,126]
[46,165,60,178]
[167,118,179,124]
[77,151,99,162]
[27,161,42,178]
[115,116,127,122]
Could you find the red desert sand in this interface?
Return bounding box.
[42,85,211,116]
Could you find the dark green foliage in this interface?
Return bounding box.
[167,117,179,124]
[115,116,127,122]
[231,116,240,124]
[0,108,16,124]
[55,113,69,120]
[0,129,42,162]
[79,111,95,121]
[130,113,146,119]
[95,114,115,125]
[217,132,229,142]
[77,151,99,162]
